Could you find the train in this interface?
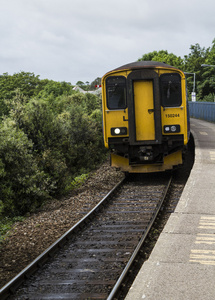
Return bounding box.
[101,61,190,173]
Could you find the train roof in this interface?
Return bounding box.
[112,61,177,72]
[102,61,184,80]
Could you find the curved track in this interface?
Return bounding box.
[1,173,172,300]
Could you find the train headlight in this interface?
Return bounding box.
[111,127,127,136]
[164,125,180,133]
[114,128,121,134]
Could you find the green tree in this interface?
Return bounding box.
[0,72,75,119]
[0,72,40,100]
[76,80,85,89]
[89,77,101,90]
[37,80,73,99]
[184,43,209,99]
[138,50,184,69]
[0,72,41,118]
[199,39,215,100]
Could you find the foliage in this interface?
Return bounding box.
[0,216,25,243]
[202,93,215,102]
[37,80,73,98]
[139,50,184,69]
[0,72,39,117]
[69,173,89,190]
[0,73,74,119]
[0,118,51,216]
[183,43,209,98]
[0,76,106,217]
[198,40,215,99]
[89,77,102,90]
[0,72,40,100]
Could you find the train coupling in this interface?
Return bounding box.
[138,146,153,161]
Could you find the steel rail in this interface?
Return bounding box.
[107,176,172,300]
[0,177,125,300]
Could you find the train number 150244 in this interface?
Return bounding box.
[165,114,180,118]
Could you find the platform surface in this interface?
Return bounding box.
[125,118,215,300]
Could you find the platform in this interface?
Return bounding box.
[125,118,215,300]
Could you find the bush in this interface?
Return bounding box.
[0,119,51,216]
[202,93,215,102]
[57,103,105,174]
[0,87,106,217]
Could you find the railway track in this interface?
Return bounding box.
[1,173,172,300]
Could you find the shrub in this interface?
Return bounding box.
[57,103,105,174]
[202,93,215,102]
[0,119,51,216]
[0,89,106,217]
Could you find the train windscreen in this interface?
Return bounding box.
[106,76,127,109]
[160,73,182,107]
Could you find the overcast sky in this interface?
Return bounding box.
[0,0,215,85]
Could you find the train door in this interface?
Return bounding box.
[127,70,162,146]
[133,80,155,141]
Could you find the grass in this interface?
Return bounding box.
[0,215,25,244]
[69,173,89,189]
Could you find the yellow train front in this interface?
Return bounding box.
[101,61,190,173]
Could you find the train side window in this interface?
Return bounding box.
[106,76,127,109]
[160,73,182,107]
